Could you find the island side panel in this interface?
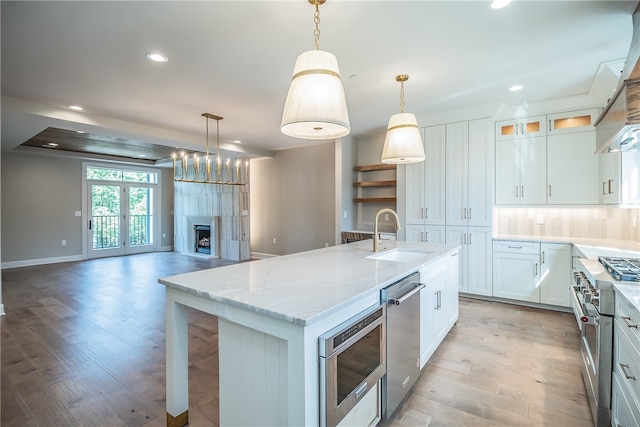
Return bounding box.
[218,319,289,425]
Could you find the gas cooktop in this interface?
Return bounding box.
[598,256,640,282]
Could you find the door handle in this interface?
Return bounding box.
[89,220,92,230]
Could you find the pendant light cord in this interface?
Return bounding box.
[313,2,321,50]
[399,80,405,113]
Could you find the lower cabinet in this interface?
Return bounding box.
[405,224,445,244]
[492,240,570,307]
[419,250,459,369]
[612,294,640,427]
[446,226,492,296]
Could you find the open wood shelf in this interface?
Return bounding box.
[353,164,397,204]
[353,197,397,203]
[353,164,396,172]
[353,180,397,188]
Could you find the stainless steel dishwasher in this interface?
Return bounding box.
[380,271,424,420]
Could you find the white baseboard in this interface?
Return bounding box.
[1,254,85,270]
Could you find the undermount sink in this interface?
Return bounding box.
[366,248,433,262]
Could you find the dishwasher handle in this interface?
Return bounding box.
[389,282,426,305]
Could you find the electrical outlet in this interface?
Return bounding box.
[273,237,277,244]
[343,211,348,219]
[213,302,228,318]
[536,215,545,225]
[74,211,81,217]
[61,240,66,246]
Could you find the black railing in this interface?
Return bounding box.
[92,214,152,249]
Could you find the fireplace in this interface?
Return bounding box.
[194,225,211,254]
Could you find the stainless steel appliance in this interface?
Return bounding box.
[572,256,640,426]
[319,303,386,427]
[381,272,425,420]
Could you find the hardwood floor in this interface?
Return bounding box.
[1,253,591,426]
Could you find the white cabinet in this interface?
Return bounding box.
[419,250,459,369]
[539,243,571,307]
[405,224,444,244]
[546,109,598,135]
[612,294,640,427]
[547,131,599,204]
[600,150,640,205]
[493,241,541,302]
[406,126,446,226]
[445,119,493,227]
[493,241,571,307]
[446,226,492,296]
[495,136,547,205]
[495,115,546,141]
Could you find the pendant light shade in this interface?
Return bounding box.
[381,74,425,164]
[281,50,350,140]
[280,0,350,140]
[381,112,425,164]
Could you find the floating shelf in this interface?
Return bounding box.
[353,164,397,204]
[353,197,397,203]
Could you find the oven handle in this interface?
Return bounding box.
[570,286,598,325]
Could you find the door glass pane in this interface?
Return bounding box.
[129,187,153,246]
[91,185,121,249]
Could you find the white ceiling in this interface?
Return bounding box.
[1,0,637,162]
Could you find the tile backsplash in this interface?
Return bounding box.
[494,207,640,242]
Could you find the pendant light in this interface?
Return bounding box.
[381,74,425,164]
[280,0,350,140]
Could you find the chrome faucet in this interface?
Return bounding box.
[373,208,401,252]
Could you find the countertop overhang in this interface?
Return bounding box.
[159,240,458,326]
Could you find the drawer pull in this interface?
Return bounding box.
[507,246,523,249]
[622,316,638,329]
[619,363,636,381]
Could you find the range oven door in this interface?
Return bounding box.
[570,285,613,426]
[319,304,386,427]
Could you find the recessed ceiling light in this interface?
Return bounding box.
[509,85,523,92]
[145,52,168,63]
[69,105,84,111]
[490,0,512,9]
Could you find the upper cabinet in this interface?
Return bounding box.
[601,150,640,205]
[405,126,446,226]
[547,109,598,135]
[495,108,601,205]
[495,116,546,141]
[446,119,493,226]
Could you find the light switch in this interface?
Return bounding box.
[74,211,81,216]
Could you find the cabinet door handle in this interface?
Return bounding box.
[548,185,552,197]
[534,263,538,276]
[508,245,523,249]
[463,233,467,245]
[468,208,472,219]
[608,179,613,195]
[515,186,519,197]
[619,363,636,381]
[425,208,428,219]
[541,251,545,264]
[463,208,467,219]
[622,316,638,329]
[425,231,429,242]
[602,182,607,196]
[548,119,552,131]
[521,186,524,198]
[468,233,472,245]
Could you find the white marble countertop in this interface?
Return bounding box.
[614,283,640,313]
[159,240,458,326]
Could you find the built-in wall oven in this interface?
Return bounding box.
[319,304,386,427]
[572,256,640,427]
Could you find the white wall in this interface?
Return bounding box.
[250,143,336,256]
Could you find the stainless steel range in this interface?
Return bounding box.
[572,256,640,427]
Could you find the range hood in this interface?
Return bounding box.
[595,3,640,153]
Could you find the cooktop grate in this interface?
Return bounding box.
[598,256,640,282]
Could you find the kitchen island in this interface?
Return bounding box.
[159,239,458,427]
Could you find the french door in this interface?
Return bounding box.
[88,182,155,258]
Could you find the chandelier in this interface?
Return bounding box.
[280,0,350,140]
[381,74,425,164]
[173,113,248,185]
